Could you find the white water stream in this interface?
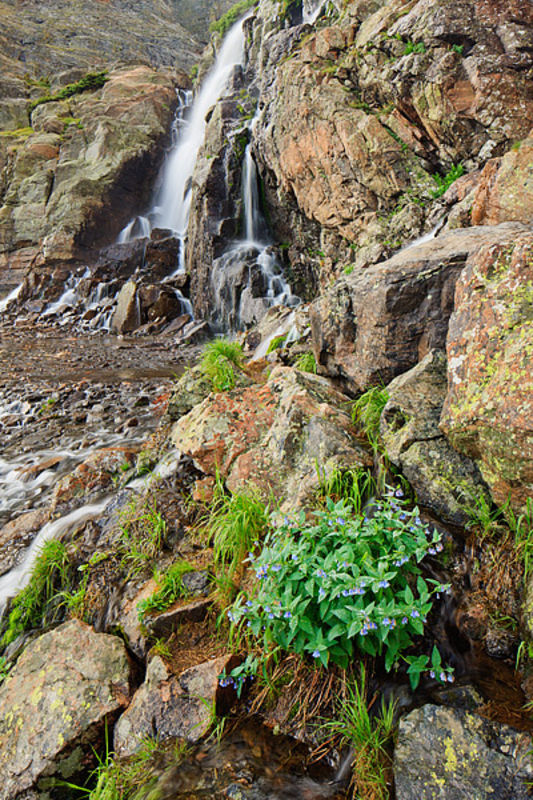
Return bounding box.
[0,498,110,618]
[0,284,23,314]
[303,0,324,24]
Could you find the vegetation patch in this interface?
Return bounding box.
[209,0,258,37]
[29,71,109,112]
[199,338,245,392]
[225,489,451,690]
[137,560,196,619]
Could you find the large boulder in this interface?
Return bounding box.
[171,366,371,506]
[0,620,132,800]
[440,232,533,512]
[310,223,527,393]
[113,655,236,758]
[394,703,533,800]
[381,350,489,526]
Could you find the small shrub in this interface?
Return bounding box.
[321,666,395,800]
[430,163,465,198]
[137,560,196,619]
[293,351,317,373]
[200,339,244,392]
[351,387,389,452]
[451,44,464,55]
[209,0,258,36]
[227,490,451,687]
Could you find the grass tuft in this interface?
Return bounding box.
[351,387,389,452]
[200,338,244,392]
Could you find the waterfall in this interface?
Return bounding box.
[303,0,324,24]
[117,15,250,273]
[0,283,23,315]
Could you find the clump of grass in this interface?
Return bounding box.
[321,667,395,800]
[293,351,317,373]
[209,0,258,36]
[0,126,34,139]
[204,477,269,600]
[511,499,533,582]
[137,560,196,619]
[1,540,71,646]
[200,338,244,392]
[351,387,389,452]
[119,496,167,574]
[29,70,108,112]
[316,465,375,514]
[266,334,287,354]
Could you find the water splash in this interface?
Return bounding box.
[0,284,23,315]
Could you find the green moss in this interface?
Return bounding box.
[0,127,34,139]
[29,71,108,112]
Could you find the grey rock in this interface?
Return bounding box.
[0,620,132,800]
[394,704,533,800]
[112,281,140,334]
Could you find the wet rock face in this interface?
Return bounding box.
[252,0,533,274]
[440,233,533,513]
[171,366,371,507]
[381,350,489,526]
[0,620,132,800]
[0,66,178,294]
[394,703,533,800]
[310,223,528,393]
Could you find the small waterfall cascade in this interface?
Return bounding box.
[210,113,299,331]
[0,283,23,315]
[117,15,250,272]
[303,0,324,24]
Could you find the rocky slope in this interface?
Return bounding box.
[0,1,532,799]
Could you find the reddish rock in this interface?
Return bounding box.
[471,133,533,226]
[310,223,530,393]
[51,446,137,511]
[440,233,533,512]
[171,366,371,507]
[0,508,50,577]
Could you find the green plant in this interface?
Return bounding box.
[1,540,70,646]
[404,40,426,55]
[430,163,465,198]
[343,264,355,275]
[227,490,451,688]
[316,466,375,515]
[509,498,533,582]
[458,486,506,537]
[62,116,83,131]
[200,338,244,392]
[321,667,395,800]
[209,0,258,36]
[150,638,172,660]
[293,351,317,373]
[38,395,58,415]
[56,569,89,620]
[0,127,34,139]
[137,560,196,619]
[29,71,108,111]
[266,334,287,354]
[451,44,464,55]
[205,476,269,598]
[0,656,11,684]
[119,497,166,574]
[351,387,389,452]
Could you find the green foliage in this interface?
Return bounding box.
[0,656,12,684]
[351,387,389,451]
[1,541,70,646]
[63,731,163,800]
[200,338,244,392]
[119,497,166,574]
[430,163,465,198]
[451,44,464,55]
[404,40,426,55]
[137,560,196,619]
[29,71,108,112]
[227,489,451,688]
[205,477,269,598]
[209,0,258,36]
[316,466,375,515]
[458,485,506,537]
[293,351,317,373]
[62,116,84,131]
[266,334,287,354]
[320,667,395,800]
[508,498,533,582]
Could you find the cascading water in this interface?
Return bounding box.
[210,112,299,331]
[303,0,324,24]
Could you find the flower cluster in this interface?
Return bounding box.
[225,490,453,687]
